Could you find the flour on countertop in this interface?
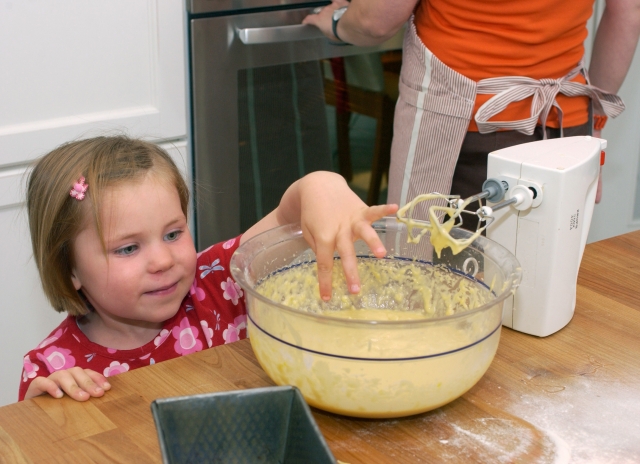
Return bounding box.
[497,374,640,464]
[325,357,639,463]
[327,405,563,463]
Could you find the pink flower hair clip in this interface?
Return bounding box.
[70,176,89,201]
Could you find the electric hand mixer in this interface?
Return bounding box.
[398,136,606,337]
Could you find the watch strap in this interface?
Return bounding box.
[332,7,350,45]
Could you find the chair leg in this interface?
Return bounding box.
[330,57,353,182]
[336,110,353,182]
[367,95,394,205]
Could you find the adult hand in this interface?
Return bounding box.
[24,367,111,401]
[302,0,350,42]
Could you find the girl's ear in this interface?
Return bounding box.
[71,270,82,291]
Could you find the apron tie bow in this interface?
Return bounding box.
[474,64,625,138]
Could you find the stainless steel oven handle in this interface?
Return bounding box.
[237,24,325,44]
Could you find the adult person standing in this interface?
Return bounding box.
[304,0,640,226]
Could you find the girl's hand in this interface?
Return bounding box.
[24,367,111,401]
[298,172,398,300]
[243,172,398,300]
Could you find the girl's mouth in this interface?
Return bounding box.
[146,282,178,296]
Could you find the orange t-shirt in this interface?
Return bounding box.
[414,0,593,131]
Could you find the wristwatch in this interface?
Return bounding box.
[332,6,349,44]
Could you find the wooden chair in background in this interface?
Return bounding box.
[323,52,401,205]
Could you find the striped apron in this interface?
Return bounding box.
[387,18,626,220]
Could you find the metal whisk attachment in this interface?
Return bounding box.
[396,178,516,240]
[450,177,532,230]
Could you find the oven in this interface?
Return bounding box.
[188,0,403,248]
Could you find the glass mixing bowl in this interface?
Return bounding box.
[230,218,521,418]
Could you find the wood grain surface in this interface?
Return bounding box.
[1,231,639,464]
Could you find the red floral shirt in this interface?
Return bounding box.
[19,237,247,401]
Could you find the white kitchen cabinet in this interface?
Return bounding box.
[0,0,189,406]
[0,0,187,164]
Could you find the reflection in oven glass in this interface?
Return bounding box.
[237,51,402,230]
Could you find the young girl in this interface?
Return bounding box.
[20,136,397,402]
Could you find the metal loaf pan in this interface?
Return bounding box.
[151,385,336,463]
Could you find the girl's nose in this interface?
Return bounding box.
[148,244,174,273]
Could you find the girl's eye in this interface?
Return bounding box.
[165,230,182,242]
[115,245,138,256]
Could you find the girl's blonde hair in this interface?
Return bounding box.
[27,136,189,317]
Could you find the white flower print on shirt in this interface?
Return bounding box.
[37,346,75,372]
[221,277,243,305]
[22,355,39,382]
[190,280,206,301]
[104,361,129,377]
[201,320,214,348]
[223,315,247,344]
[155,329,170,347]
[172,317,203,355]
[38,329,64,349]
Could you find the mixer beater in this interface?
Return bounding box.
[397,176,541,235]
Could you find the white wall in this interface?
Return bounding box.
[0,178,67,404]
[586,0,640,242]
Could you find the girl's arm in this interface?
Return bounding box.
[242,171,398,300]
[302,0,418,47]
[23,368,110,401]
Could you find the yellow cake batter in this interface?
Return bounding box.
[251,257,501,418]
[256,258,492,319]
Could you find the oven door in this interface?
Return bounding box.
[190,6,403,248]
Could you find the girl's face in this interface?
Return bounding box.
[70,173,197,331]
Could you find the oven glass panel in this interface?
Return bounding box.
[237,51,402,230]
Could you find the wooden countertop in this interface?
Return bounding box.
[1,231,639,463]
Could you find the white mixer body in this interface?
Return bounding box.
[486,136,606,337]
